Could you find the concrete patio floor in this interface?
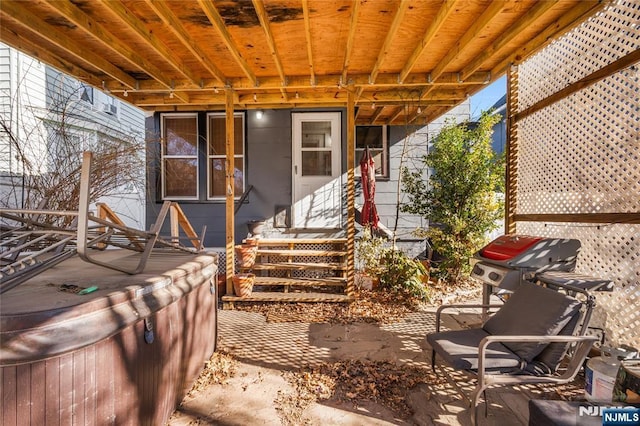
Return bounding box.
[167,302,584,425]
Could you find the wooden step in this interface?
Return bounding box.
[249,238,347,246]
[255,249,346,257]
[222,291,354,308]
[253,276,346,287]
[248,262,346,271]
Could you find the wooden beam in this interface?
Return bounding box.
[369,0,410,84]
[388,105,406,125]
[430,1,507,82]
[145,0,227,85]
[370,106,385,124]
[341,0,361,84]
[491,0,604,77]
[514,213,640,225]
[301,0,316,85]
[99,0,202,87]
[43,0,178,93]
[1,1,136,89]
[398,0,458,84]
[198,0,257,86]
[114,71,490,93]
[460,0,558,81]
[252,0,288,100]
[225,88,235,295]
[514,49,640,123]
[346,86,356,297]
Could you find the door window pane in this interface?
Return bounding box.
[302,151,332,176]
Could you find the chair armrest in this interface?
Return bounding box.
[435,303,503,332]
[476,335,598,382]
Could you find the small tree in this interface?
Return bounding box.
[401,111,504,283]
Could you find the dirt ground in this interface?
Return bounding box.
[166,293,584,426]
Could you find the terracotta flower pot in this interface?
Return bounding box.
[235,244,257,267]
[232,273,255,297]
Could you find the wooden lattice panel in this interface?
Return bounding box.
[513,0,640,349]
[516,69,640,214]
[517,0,640,110]
[518,222,639,348]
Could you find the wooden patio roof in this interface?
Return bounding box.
[0,0,604,124]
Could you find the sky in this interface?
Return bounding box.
[470,75,507,119]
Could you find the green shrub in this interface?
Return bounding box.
[378,250,430,301]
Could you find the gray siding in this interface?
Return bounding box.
[147,104,470,251]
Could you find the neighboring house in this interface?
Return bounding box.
[145,100,470,255]
[489,94,507,155]
[0,43,146,228]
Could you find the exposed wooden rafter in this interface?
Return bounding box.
[490,0,606,78]
[1,1,136,89]
[145,0,227,85]
[460,0,559,80]
[430,1,507,82]
[369,0,411,85]
[252,0,288,100]
[398,0,458,84]
[341,0,361,84]
[198,0,258,87]
[370,106,385,124]
[100,0,202,87]
[42,0,180,94]
[301,0,315,86]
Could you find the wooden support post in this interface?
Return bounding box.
[505,64,517,235]
[225,89,236,295]
[346,86,356,297]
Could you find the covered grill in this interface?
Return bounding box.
[471,235,582,292]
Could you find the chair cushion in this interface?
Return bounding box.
[483,281,582,362]
[427,328,522,371]
[532,310,582,373]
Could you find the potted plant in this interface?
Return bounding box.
[235,243,257,267]
[232,273,255,297]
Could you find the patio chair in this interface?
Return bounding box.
[426,280,598,424]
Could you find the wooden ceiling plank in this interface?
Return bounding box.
[144,0,227,85]
[430,0,507,82]
[198,0,258,86]
[341,0,361,83]
[43,0,180,92]
[491,0,605,77]
[301,0,316,85]
[398,0,458,84]
[252,0,287,87]
[99,0,201,87]
[460,0,559,81]
[1,1,136,89]
[369,0,411,85]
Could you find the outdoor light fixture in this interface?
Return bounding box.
[256,110,263,120]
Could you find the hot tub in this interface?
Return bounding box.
[1,250,218,425]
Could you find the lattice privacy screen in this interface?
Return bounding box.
[511,0,640,347]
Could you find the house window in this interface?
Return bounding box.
[161,114,198,199]
[355,125,388,178]
[207,112,245,199]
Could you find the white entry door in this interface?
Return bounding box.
[292,112,342,228]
